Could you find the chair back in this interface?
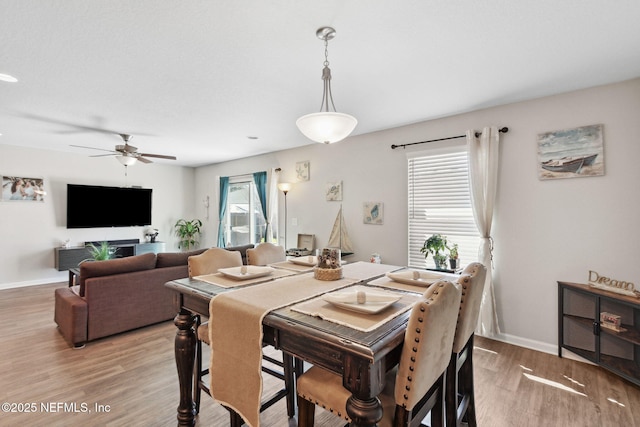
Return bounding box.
[451,262,487,354]
[188,248,242,277]
[394,280,461,410]
[246,242,286,266]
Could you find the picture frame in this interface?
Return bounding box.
[296,161,310,181]
[326,181,342,201]
[537,124,605,180]
[1,175,46,202]
[363,202,383,225]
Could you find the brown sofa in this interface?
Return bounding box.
[54,244,253,347]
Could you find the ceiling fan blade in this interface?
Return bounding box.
[90,153,118,158]
[136,156,153,164]
[138,153,177,160]
[70,144,118,154]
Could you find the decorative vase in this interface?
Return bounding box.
[449,258,459,270]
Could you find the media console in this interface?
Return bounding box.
[54,239,165,271]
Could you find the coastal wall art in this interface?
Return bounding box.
[296,161,310,181]
[363,201,383,225]
[325,181,342,201]
[537,124,604,180]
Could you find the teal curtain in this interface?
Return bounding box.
[217,176,230,247]
[253,171,268,241]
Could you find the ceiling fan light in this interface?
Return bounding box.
[117,155,137,166]
[296,112,358,144]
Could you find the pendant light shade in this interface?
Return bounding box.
[296,27,357,144]
[296,112,357,144]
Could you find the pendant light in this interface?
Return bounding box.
[296,27,357,144]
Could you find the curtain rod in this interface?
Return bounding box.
[391,126,509,150]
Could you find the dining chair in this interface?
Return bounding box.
[296,280,462,427]
[445,262,487,427]
[246,242,286,266]
[187,248,296,422]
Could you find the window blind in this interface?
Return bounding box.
[408,149,480,269]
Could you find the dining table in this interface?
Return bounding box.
[165,261,450,427]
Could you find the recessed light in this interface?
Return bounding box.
[0,73,18,83]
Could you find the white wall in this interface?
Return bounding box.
[0,145,196,288]
[195,78,640,353]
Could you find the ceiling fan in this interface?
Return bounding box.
[71,134,177,165]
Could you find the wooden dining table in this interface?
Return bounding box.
[165,261,425,427]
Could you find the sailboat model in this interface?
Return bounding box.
[327,206,354,256]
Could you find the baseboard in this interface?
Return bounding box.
[0,276,66,291]
[484,332,558,356]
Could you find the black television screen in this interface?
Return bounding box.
[67,184,152,228]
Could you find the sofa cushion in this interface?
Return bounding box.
[79,252,157,296]
[156,248,207,268]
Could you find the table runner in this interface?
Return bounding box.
[194,268,294,288]
[208,272,359,427]
[290,284,421,332]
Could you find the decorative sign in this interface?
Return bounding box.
[588,270,637,298]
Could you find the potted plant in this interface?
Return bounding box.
[448,242,459,270]
[420,233,448,270]
[82,241,118,263]
[174,219,203,251]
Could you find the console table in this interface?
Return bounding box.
[54,241,165,271]
[558,281,640,387]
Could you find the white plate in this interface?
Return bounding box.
[323,288,401,314]
[386,270,444,287]
[289,256,318,266]
[218,265,274,280]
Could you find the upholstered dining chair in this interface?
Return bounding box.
[187,248,296,423]
[296,280,462,427]
[246,242,286,266]
[445,262,487,427]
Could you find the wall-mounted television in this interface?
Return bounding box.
[67,184,152,228]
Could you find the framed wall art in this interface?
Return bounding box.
[326,181,342,201]
[537,124,605,180]
[296,161,310,181]
[1,175,46,202]
[363,201,383,225]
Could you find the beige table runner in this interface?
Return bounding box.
[290,284,421,332]
[194,268,294,288]
[209,273,358,427]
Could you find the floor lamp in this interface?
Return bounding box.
[277,183,292,250]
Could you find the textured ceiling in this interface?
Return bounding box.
[2,1,640,167]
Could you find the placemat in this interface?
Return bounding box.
[290,284,421,332]
[369,269,460,292]
[268,260,315,273]
[194,268,294,288]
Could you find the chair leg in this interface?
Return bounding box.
[283,352,296,417]
[297,395,316,427]
[460,337,477,427]
[446,335,477,427]
[430,375,445,427]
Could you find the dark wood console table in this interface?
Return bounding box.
[54,241,165,271]
[558,281,640,387]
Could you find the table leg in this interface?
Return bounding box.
[344,356,384,427]
[174,309,197,427]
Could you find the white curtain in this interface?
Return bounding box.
[266,168,279,243]
[467,126,501,337]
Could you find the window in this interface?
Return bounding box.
[408,147,480,269]
[222,176,267,246]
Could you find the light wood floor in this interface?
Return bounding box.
[1,282,639,427]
